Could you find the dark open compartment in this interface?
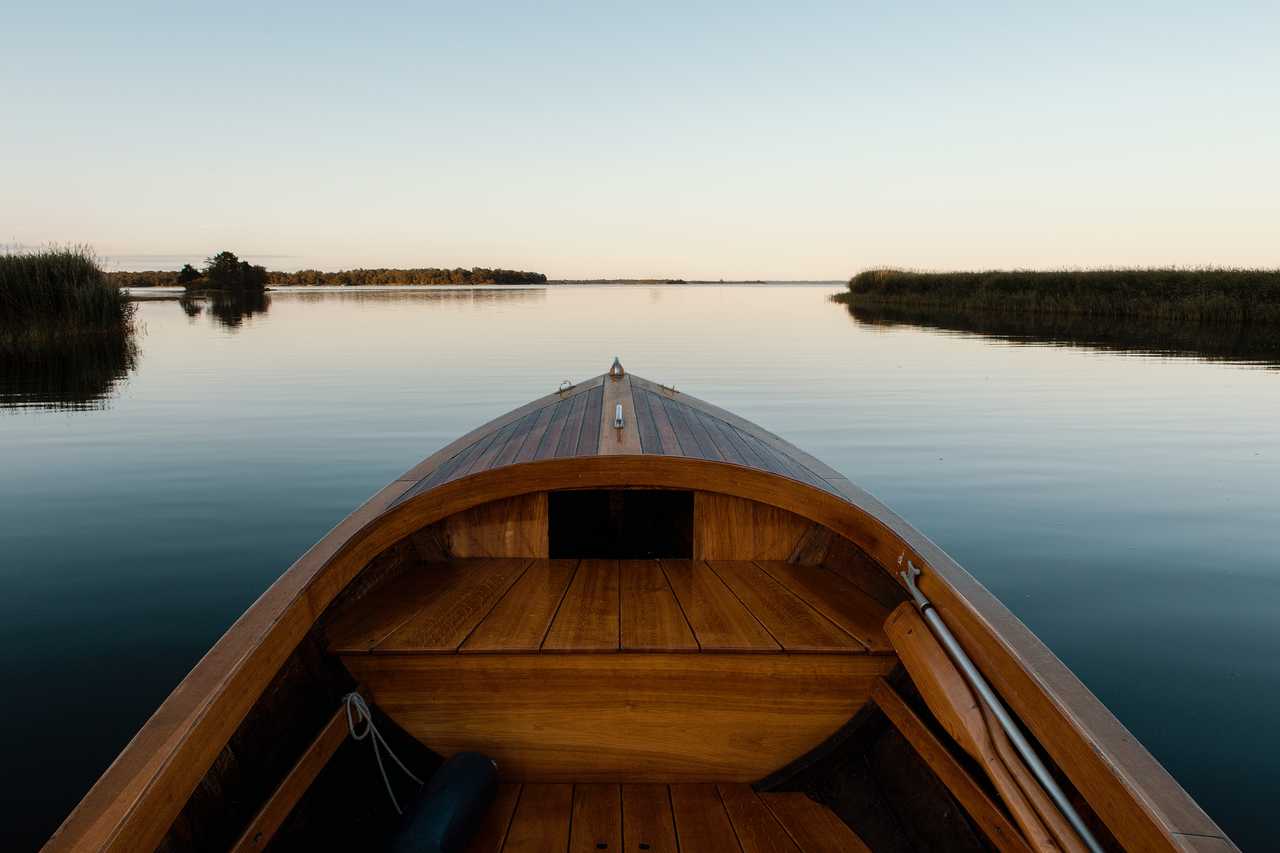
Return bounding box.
[548,489,693,559]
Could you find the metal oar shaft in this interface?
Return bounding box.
[901,562,1105,853]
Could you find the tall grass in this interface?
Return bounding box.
[0,247,136,348]
[838,268,1280,325]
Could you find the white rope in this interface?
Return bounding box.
[344,691,423,815]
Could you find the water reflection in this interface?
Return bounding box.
[841,300,1280,368]
[179,289,271,329]
[0,333,137,411]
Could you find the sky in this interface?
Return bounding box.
[2,1,1278,279]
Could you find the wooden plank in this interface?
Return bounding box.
[640,389,685,456]
[326,566,451,653]
[758,792,872,853]
[532,397,573,461]
[375,558,533,652]
[661,396,707,458]
[503,784,573,853]
[465,783,522,853]
[659,560,779,652]
[620,559,697,652]
[669,785,742,853]
[229,706,348,853]
[445,493,549,558]
[600,374,643,455]
[622,785,679,853]
[570,784,622,853]
[707,561,863,653]
[513,403,559,464]
[872,678,1033,853]
[342,653,894,782]
[693,493,810,562]
[754,561,891,653]
[554,389,590,457]
[631,387,663,454]
[820,535,907,610]
[576,384,606,457]
[717,785,800,853]
[492,411,542,469]
[543,559,620,651]
[462,559,578,652]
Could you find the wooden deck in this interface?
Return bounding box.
[327,558,892,655]
[468,784,869,853]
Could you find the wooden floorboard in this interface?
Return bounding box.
[570,784,622,853]
[502,784,573,853]
[707,561,863,653]
[622,784,680,853]
[670,785,742,853]
[717,784,800,853]
[462,559,579,652]
[465,783,521,853]
[659,560,779,652]
[759,792,872,853]
[543,558,620,651]
[620,559,698,652]
[754,560,892,653]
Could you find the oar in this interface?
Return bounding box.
[885,603,1060,852]
[980,701,1087,853]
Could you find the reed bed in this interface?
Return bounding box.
[0,247,136,347]
[837,269,1280,325]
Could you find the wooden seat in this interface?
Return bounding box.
[467,783,869,853]
[327,558,892,656]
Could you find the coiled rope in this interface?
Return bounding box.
[344,691,423,814]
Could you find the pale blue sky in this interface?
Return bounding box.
[3,1,1277,278]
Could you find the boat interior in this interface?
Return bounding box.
[49,368,1234,853]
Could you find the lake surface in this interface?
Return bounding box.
[3,285,1277,850]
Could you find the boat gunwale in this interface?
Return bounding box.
[43,456,1233,852]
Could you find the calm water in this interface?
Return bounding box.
[3,285,1278,850]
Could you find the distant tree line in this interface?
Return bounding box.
[108,263,546,288]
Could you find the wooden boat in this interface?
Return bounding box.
[46,361,1235,852]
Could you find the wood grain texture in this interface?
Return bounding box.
[229,706,348,853]
[375,559,532,652]
[51,444,1232,853]
[669,785,741,853]
[503,784,573,853]
[462,559,579,653]
[707,561,863,653]
[717,785,799,853]
[885,604,1057,851]
[600,374,643,455]
[754,561,891,653]
[445,492,549,558]
[758,792,871,853]
[619,559,698,652]
[872,678,1033,853]
[621,785,679,853]
[570,784,622,853]
[465,783,522,853]
[693,492,811,561]
[543,559,620,651]
[659,560,779,652]
[341,653,895,782]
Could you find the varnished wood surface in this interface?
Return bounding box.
[872,678,1033,853]
[754,561,892,653]
[445,492,549,558]
[469,784,860,853]
[333,558,889,656]
[693,492,812,561]
[462,559,578,652]
[49,412,1234,852]
[342,653,896,781]
[229,706,349,853]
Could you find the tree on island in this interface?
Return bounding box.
[199,251,267,291]
[176,263,202,285]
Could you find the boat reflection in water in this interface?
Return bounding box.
[840,299,1280,369]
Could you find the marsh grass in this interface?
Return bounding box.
[837,268,1280,325]
[0,246,136,349]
